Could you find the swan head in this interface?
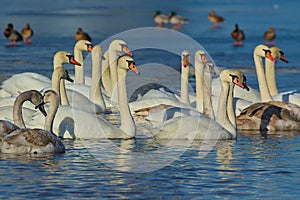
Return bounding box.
[109,39,133,57]
[181,50,190,67]
[53,67,74,83]
[118,56,139,75]
[36,90,60,110]
[204,61,216,76]
[21,90,47,117]
[54,51,81,66]
[270,47,288,63]
[254,44,276,63]
[221,70,249,91]
[75,39,93,52]
[196,50,208,63]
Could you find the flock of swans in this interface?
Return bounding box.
[0,40,299,154]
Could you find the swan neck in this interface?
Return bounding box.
[90,45,106,109]
[203,71,215,119]
[180,63,190,105]
[109,51,119,103]
[216,80,236,137]
[195,57,204,113]
[74,46,85,84]
[253,52,273,102]
[13,93,32,128]
[265,58,278,96]
[44,97,59,132]
[118,67,135,137]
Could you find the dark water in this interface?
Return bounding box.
[0,0,300,199]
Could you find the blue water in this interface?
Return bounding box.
[0,0,300,199]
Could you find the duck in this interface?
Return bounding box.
[1,90,65,154]
[231,24,245,46]
[263,27,275,46]
[3,23,23,46]
[169,11,188,30]
[154,69,249,140]
[21,23,33,44]
[208,11,225,28]
[0,90,46,137]
[74,27,91,42]
[153,10,169,28]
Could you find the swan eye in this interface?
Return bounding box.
[279,50,284,55]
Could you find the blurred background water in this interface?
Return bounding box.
[0,0,299,199]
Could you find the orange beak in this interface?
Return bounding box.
[280,55,288,63]
[129,63,139,75]
[123,47,133,57]
[87,44,93,52]
[266,52,276,63]
[233,77,249,91]
[70,57,81,66]
[201,54,208,62]
[182,58,189,67]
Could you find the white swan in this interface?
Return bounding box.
[65,45,106,112]
[1,90,65,154]
[28,55,139,139]
[264,47,300,105]
[154,69,249,140]
[73,39,93,84]
[236,45,300,131]
[0,90,46,137]
[101,39,133,101]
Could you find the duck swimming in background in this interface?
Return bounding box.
[4,23,23,46]
[208,11,225,28]
[264,27,276,46]
[169,11,188,30]
[231,24,245,46]
[21,23,33,44]
[74,27,91,42]
[153,10,169,28]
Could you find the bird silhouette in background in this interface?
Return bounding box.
[208,11,225,28]
[264,27,276,46]
[4,23,23,46]
[74,27,91,42]
[21,23,34,44]
[153,10,169,28]
[231,24,245,46]
[169,11,188,30]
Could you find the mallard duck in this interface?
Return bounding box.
[153,10,169,28]
[231,24,245,46]
[74,27,91,42]
[169,11,188,30]
[263,27,276,46]
[4,23,23,46]
[21,23,34,44]
[208,11,225,28]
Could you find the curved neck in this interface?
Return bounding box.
[90,45,106,110]
[194,56,204,113]
[216,80,236,137]
[74,46,85,84]
[203,70,215,120]
[254,52,273,102]
[109,51,119,104]
[51,68,69,105]
[265,58,278,96]
[180,63,190,105]
[13,92,32,128]
[118,67,135,137]
[44,97,59,132]
[101,51,112,96]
